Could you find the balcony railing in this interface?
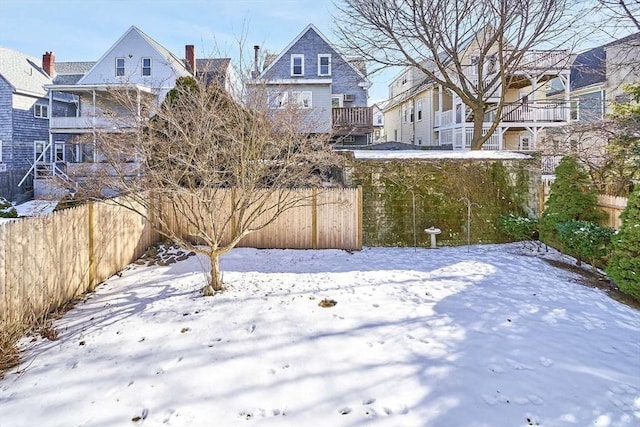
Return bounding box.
[501,101,569,123]
[435,109,454,127]
[50,116,139,131]
[332,107,373,135]
[515,50,571,70]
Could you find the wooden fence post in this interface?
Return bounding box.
[311,188,318,249]
[88,203,96,291]
[357,186,363,250]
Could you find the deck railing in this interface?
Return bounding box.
[501,101,569,123]
[332,107,372,127]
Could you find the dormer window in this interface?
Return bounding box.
[116,58,125,77]
[34,103,49,119]
[291,54,304,77]
[142,58,152,76]
[318,54,331,76]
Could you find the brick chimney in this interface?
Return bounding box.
[42,51,55,77]
[185,45,196,75]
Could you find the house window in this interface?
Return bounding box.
[401,73,407,85]
[417,100,423,121]
[470,55,480,75]
[142,58,152,76]
[403,105,407,123]
[318,54,331,76]
[268,91,288,109]
[376,114,383,125]
[116,58,125,76]
[331,95,343,108]
[409,105,414,123]
[487,54,497,73]
[34,103,49,119]
[292,91,312,109]
[291,54,304,76]
[417,137,422,145]
[55,142,65,162]
[342,135,355,143]
[570,100,579,121]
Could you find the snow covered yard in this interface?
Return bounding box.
[0,244,638,427]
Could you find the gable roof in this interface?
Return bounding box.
[0,46,51,96]
[77,25,190,85]
[196,57,231,85]
[257,24,368,82]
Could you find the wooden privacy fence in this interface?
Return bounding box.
[597,194,628,229]
[539,181,628,229]
[0,198,158,325]
[160,187,363,250]
[1,187,361,327]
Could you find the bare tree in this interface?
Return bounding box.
[71,76,338,294]
[334,0,579,149]
[597,0,640,32]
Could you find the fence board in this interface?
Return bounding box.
[1,188,360,336]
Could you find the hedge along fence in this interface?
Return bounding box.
[343,155,540,247]
[540,179,628,230]
[0,198,158,326]
[158,187,362,250]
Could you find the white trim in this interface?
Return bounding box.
[268,90,289,109]
[34,103,49,119]
[292,91,312,109]
[256,24,369,83]
[141,57,152,76]
[115,57,125,77]
[318,54,331,76]
[249,78,332,85]
[291,54,304,76]
[55,141,66,162]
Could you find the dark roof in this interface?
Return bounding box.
[570,47,606,90]
[570,32,639,91]
[194,58,231,85]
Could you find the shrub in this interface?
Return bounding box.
[556,220,615,267]
[606,185,640,299]
[500,214,539,241]
[540,156,604,247]
[0,197,17,218]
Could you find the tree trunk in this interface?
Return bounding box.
[203,251,223,296]
[470,107,485,150]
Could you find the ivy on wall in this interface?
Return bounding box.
[346,157,538,247]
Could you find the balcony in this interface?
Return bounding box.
[50,115,140,133]
[332,107,373,136]
[501,101,569,123]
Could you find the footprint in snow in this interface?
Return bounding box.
[338,407,352,415]
[539,357,553,367]
[247,323,256,334]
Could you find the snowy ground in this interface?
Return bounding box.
[1,244,638,427]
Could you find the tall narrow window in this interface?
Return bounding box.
[318,54,331,76]
[417,100,423,121]
[291,54,304,76]
[116,58,125,76]
[142,58,152,76]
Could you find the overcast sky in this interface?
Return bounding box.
[0,0,635,104]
